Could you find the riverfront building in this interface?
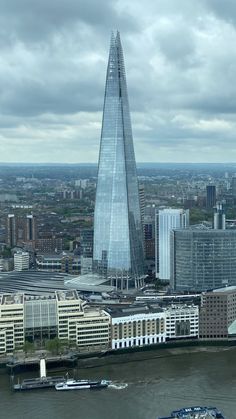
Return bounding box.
[0,290,110,354]
[106,304,199,350]
[106,306,166,349]
[0,294,24,354]
[93,32,144,289]
[199,287,236,340]
[165,305,199,340]
[170,228,236,291]
[158,209,189,280]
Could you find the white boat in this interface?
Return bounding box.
[55,378,110,391]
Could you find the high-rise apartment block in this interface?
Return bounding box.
[93,32,144,289]
[6,214,37,248]
[206,185,216,209]
[170,228,236,291]
[158,209,189,280]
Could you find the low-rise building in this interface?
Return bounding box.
[36,253,80,275]
[75,308,110,351]
[164,305,199,340]
[106,306,166,350]
[106,304,199,350]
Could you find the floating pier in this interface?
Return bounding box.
[13,358,65,391]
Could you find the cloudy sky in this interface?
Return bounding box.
[1,0,236,163]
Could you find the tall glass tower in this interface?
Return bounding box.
[93,32,144,289]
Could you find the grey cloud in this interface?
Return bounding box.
[204,0,236,25]
[0,0,138,44]
[0,0,235,162]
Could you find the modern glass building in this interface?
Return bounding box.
[170,228,236,291]
[158,209,189,280]
[93,32,144,289]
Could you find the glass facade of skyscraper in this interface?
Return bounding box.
[170,228,236,291]
[93,32,144,288]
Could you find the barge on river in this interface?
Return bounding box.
[14,376,65,391]
[158,406,225,419]
[13,357,65,391]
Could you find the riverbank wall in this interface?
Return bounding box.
[4,338,236,374]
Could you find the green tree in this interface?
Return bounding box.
[23,341,35,355]
[45,338,62,355]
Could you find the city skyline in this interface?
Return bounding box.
[1,0,236,163]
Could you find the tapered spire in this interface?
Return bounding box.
[93,33,144,289]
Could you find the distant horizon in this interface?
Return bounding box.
[0,161,236,166]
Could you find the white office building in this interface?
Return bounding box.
[14,251,30,271]
[164,305,199,340]
[158,209,189,280]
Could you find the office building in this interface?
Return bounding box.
[206,185,216,209]
[139,185,145,224]
[75,308,110,351]
[199,287,236,339]
[0,294,24,353]
[165,305,199,340]
[170,228,236,291]
[158,209,189,280]
[80,228,93,273]
[93,32,144,289]
[0,290,110,354]
[36,253,80,275]
[143,215,155,260]
[213,201,225,230]
[14,251,30,271]
[155,209,159,277]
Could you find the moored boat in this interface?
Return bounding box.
[158,406,225,418]
[14,376,65,391]
[55,378,110,391]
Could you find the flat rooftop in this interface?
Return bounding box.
[55,290,79,301]
[212,286,236,294]
[1,293,24,305]
[105,304,163,318]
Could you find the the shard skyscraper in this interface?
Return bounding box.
[93,32,145,289]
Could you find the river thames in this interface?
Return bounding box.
[1,346,235,419]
